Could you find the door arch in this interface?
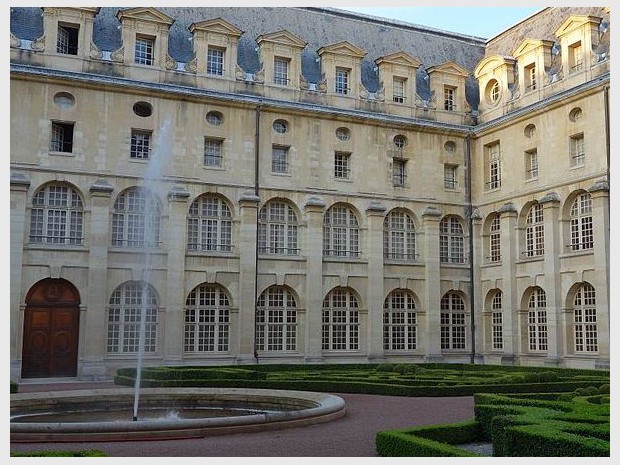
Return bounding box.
[21,278,80,378]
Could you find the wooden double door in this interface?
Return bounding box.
[21,279,80,378]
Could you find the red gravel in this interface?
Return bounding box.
[11,382,474,457]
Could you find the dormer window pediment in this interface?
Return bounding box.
[513,39,555,58]
[375,51,421,69]
[555,15,602,37]
[257,29,307,49]
[318,41,366,59]
[115,7,175,26]
[189,18,243,38]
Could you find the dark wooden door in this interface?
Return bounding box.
[21,279,80,378]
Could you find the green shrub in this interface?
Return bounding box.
[10,381,18,394]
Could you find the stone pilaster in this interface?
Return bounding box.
[469,208,483,359]
[497,202,518,362]
[366,201,386,361]
[422,206,443,361]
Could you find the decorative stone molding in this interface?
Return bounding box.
[359,83,369,99]
[110,45,124,63]
[165,53,177,70]
[498,202,517,214]
[299,75,309,90]
[31,35,45,52]
[238,191,260,205]
[168,185,190,201]
[539,191,561,204]
[374,82,385,101]
[235,64,245,81]
[90,41,102,59]
[366,200,386,214]
[185,56,197,74]
[422,205,442,217]
[304,196,326,210]
[10,32,21,49]
[316,75,327,93]
[588,179,609,193]
[253,66,265,83]
[10,173,31,189]
[470,208,482,221]
[89,179,114,195]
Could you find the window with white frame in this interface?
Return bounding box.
[323,205,359,258]
[485,142,501,190]
[258,200,298,255]
[440,216,464,264]
[130,129,151,160]
[322,287,359,350]
[383,289,417,351]
[206,47,224,75]
[134,35,154,65]
[489,215,501,262]
[525,63,536,91]
[273,57,290,85]
[569,41,583,72]
[30,183,83,245]
[393,77,406,103]
[271,145,289,173]
[184,284,230,353]
[334,152,350,179]
[50,121,74,153]
[570,193,593,251]
[57,24,79,55]
[573,283,597,353]
[525,203,544,257]
[112,187,160,248]
[107,281,158,354]
[204,137,223,167]
[444,86,456,110]
[525,149,538,180]
[383,210,416,261]
[257,286,298,352]
[527,287,548,351]
[187,195,232,252]
[392,158,407,187]
[335,67,350,94]
[491,290,503,350]
[444,164,458,189]
[570,134,585,167]
[440,291,466,350]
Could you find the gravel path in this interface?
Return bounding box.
[11,381,475,457]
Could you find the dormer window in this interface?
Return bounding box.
[525,64,536,91]
[393,77,406,103]
[207,47,224,75]
[335,67,350,95]
[444,86,456,110]
[135,35,155,65]
[274,57,290,85]
[569,41,583,72]
[57,23,79,55]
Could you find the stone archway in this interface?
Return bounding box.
[21,278,80,378]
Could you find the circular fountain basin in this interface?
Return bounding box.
[11,387,346,442]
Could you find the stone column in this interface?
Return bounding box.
[366,201,386,361]
[422,206,442,361]
[303,196,325,363]
[163,186,190,365]
[469,209,483,362]
[82,179,114,379]
[588,180,610,369]
[10,173,30,380]
[540,192,561,365]
[497,202,518,364]
[236,191,260,364]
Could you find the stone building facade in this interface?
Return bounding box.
[9,7,610,380]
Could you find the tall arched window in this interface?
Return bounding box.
[184,284,230,353]
[257,285,298,351]
[490,290,503,350]
[439,216,464,263]
[573,283,597,353]
[323,204,360,258]
[258,200,299,255]
[440,291,467,350]
[112,187,160,248]
[322,287,359,350]
[30,183,83,245]
[187,195,232,252]
[107,281,158,354]
[383,289,417,351]
[569,193,593,251]
[527,287,547,351]
[383,210,416,261]
[488,215,501,262]
[525,203,544,257]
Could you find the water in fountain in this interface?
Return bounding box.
[133,117,173,421]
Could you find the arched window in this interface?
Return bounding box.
[323,205,360,258]
[383,289,417,351]
[322,287,359,350]
[525,203,544,257]
[573,283,597,353]
[107,281,158,354]
[491,290,503,350]
[184,284,230,353]
[187,195,232,252]
[569,193,593,251]
[527,287,547,351]
[258,200,298,255]
[256,286,298,351]
[439,216,464,263]
[30,183,83,245]
[112,187,160,248]
[440,291,467,350]
[488,215,501,262]
[383,210,416,261]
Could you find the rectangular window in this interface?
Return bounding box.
[569,41,583,72]
[485,142,501,190]
[271,145,289,173]
[206,47,224,75]
[135,35,154,65]
[273,57,290,85]
[204,138,223,166]
[525,63,536,91]
[57,24,79,55]
[393,159,406,187]
[130,130,151,159]
[444,86,456,110]
[444,165,457,189]
[525,149,538,180]
[335,67,350,95]
[334,152,350,179]
[570,134,585,167]
[393,77,406,103]
[50,121,74,153]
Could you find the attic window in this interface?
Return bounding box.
[569,107,583,122]
[57,23,79,55]
[133,101,153,117]
[336,127,350,141]
[524,124,536,138]
[444,141,456,153]
[486,79,500,105]
[394,135,407,148]
[273,119,288,134]
[206,111,223,126]
[135,35,155,66]
[53,92,75,109]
